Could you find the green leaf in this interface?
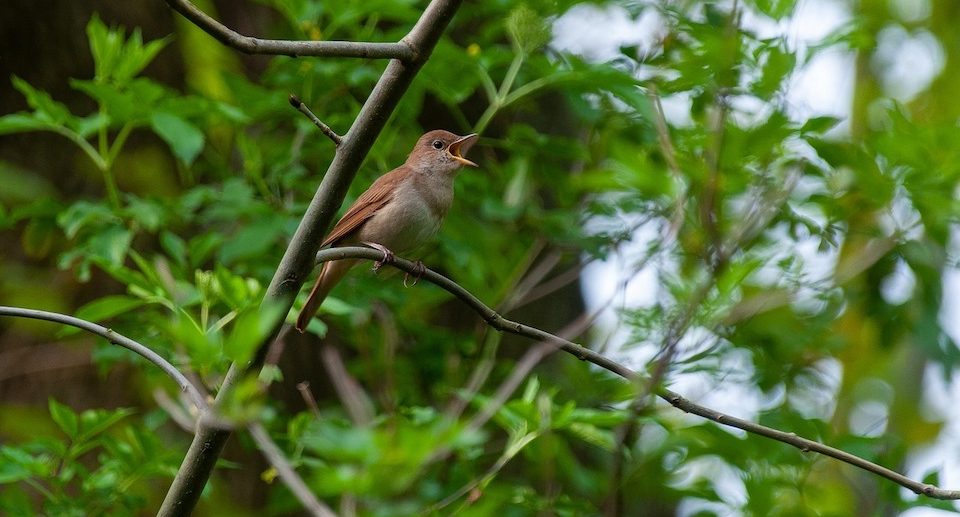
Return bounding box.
[0,113,54,135]
[506,4,550,54]
[160,231,188,268]
[755,43,796,98]
[49,399,79,440]
[86,13,170,86]
[0,448,35,484]
[71,78,167,123]
[57,201,119,239]
[11,76,73,125]
[800,116,841,134]
[750,0,796,20]
[88,225,134,266]
[75,295,145,323]
[124,196,167,232]
[149,112,205,165]
[224,303,285,364]
[76,407,134,443]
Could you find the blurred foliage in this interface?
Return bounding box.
[1,0,959,515]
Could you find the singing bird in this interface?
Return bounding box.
[295,130,479,332]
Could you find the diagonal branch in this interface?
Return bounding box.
[164,0,414,60]
[308,247,960,501]
[159,1,465,514]
[248,422,337,517]
[0,306,209,415]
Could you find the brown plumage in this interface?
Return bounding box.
[296,130,478,332]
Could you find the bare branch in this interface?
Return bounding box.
[647,85,686,243]
[0,306,209,415]
[159,1,466,513]
[307,247,960,501]
[320,345,375,425]
[248,422,337,517]
[164,0,414,60]
[297,382,323,419]
[290,95,343,146]
[154,390,199,432]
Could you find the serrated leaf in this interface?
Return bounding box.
[124,195,166,231]
[507,4,550,54]
[755,44,795,98]
[57,201,118,238]
[11,76,72,125]
[86,14,169,86]
[72,78,166,123]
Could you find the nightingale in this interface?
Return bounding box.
[295,130,479,332]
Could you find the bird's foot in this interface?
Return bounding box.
[362,242,395,272]
[404,260,426,287]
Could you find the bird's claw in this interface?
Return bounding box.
[404,261,426,287]
[362,242,395,273]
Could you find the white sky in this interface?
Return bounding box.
[555,0,960,514]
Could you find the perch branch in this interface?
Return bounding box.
[159,1,465,514]
[309,247,960,501]
[290,95,342,146]
[0,306,209,415]
[164,0,414,60]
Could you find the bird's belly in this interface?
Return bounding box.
[358,195,443,254]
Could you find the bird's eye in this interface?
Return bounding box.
[432,140,444,150]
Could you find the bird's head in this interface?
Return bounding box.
[407,130,479,174]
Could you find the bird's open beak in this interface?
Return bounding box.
[449,133,479,167]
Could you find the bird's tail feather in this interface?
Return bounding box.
[295,260,355,332]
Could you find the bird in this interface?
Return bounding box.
[295,130,479,332]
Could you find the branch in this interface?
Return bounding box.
[309,247,960,501]
[248,422,337,517]
[159,1,465,514]
[290,95,342,146]
[0,306,209,415]
[164,0,414,60]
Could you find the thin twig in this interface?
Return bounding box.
[646,85,686,243]
[320,345,375,425]
[154,390,199,432]
[248,422,337,517]
[290,95,343,146]
[0,306,209,414]
[371,303,399,414]
[307,246,960,501]
[461,307,604,441]
[164,0,414,60]
[297,382,323,419]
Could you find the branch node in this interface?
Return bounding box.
[289,94,343,146]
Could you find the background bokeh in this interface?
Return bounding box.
[2,0,960,515]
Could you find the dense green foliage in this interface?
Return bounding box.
[1,0,959,515]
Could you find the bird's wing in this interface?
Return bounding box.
[321,166,406,247]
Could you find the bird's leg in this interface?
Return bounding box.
[404,260,426,287]
[362,242,395,272]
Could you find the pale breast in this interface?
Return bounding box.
[356,175,452,254]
